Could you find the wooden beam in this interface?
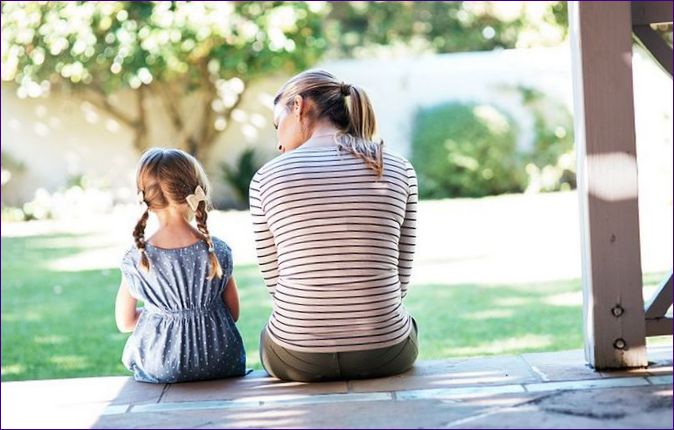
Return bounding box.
[632,25,673,76]
[645,271,673,319]
[646,317,673,336]
[631,1,673,25]
[569,1,648,369]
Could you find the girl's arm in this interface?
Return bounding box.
[223,276,240,322]
[115,277,141,333]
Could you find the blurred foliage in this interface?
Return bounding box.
[1,1,326,93]
[325,1,568,57]
[411,90,576,199]
[1,1,570,203]
[519,86,575,193]
[1,1,569,155]
[1,206,26,222]
[221,148,261,208]
[411,103,526,198]
[1,151,25,188]
[1,1,329,156]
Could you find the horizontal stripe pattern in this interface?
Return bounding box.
[249,143,417,352]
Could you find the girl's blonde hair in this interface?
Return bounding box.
[274,69,384,176]
[133,148,223,279]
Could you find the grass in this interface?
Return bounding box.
[1,233,670,381]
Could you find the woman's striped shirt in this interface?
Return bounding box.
[249,139,417,352]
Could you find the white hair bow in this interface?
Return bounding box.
[186,185,206,211]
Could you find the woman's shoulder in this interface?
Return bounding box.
[383,150,415,172]
[253,149,320,180]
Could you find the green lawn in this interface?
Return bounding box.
[1,232,669,381]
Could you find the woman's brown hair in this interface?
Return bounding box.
[274,69,384,176]
[134,148,223,279]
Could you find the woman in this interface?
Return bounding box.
[249,69,418,382]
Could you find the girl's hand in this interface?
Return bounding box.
[223,276,240,322]
[115,276,141,332]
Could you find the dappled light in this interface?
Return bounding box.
[1,364,25,378]
[33,335,67,345]
[463,309,516,320]
[441,335,554,357]
[544,291,583,307]
[1,1,672,428]
[2,207,671,382]
[587,152,639,201]
[48,248,121,272]
[425,370,524,386]
[49,355,89,371]
[223,408,309,425]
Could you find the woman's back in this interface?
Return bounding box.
[250,140,418,353]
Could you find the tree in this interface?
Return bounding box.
[2,1,569,158]
[323,1,568,57]
[1,1,328,158]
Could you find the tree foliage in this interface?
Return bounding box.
[2,1,568,157]
[2,1,327,157]
[324,1,567,57]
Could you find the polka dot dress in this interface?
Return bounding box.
[119,237,246,383]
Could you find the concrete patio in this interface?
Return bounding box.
[2,344,671,429]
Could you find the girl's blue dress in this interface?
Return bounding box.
[119,237,246,383]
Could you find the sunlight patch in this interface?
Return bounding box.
[1,363,25,376]
[2,311,42,322]
[544,291,582,307]
[446,334,553,356]
[463,309,515,320]
[493,297,531,307]
[47,247,120,272]
[34,335,67,345]
[49,355,88,370]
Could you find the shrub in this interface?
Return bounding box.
[411,102,527,199]
[220,148,261,208]
[519,86,576,193]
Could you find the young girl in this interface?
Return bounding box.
[115,148,246,383]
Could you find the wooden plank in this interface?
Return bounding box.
[633,26,673,76]
[569,1,648,369]
[645,271,673,319]
[646,317,673,336]
[631,1,673,25]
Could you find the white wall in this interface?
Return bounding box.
[320,47,576,157]
[0,77,286,207]
[2,46,671,211]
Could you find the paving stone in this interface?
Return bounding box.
[449,385,672,429]
[95,399,488,429]
[108,379,168,405]
[525,377,650,392]
[3,346,671,429]
[396,384,525,400]
[160,373,348,403]
[2,376,163,406]
[522,349,603,382]
[349,355,538,393]
[2,403,111,429]
[647,375,673,385]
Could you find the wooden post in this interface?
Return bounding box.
[569,1,648,369]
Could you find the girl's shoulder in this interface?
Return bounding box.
[210,236,234,278]
[210,236,233,263]
[121,245,138,264]
[120,245,141,279]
